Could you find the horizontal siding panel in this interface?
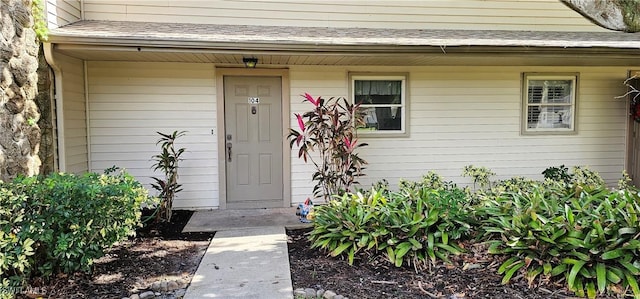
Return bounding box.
[91,150,216,162]
[91,119,215,128]
[417,95,519,104]
[90,102,214,111]
[121,5,585,26]
[94,165,218,177]
[173,198,217,209]
[91,143,215,153]
[88,61,218,208]
[90,158,217,169]
[360,160,623,173]
[82,0,603,31]
[65,145,87,157]
[411,116,520,126]
[65,128,87,138]
[66,163,89,174]
[46,0,81,28]
[363,138,625,149]
[90,135,215,145]
[88,85,215,95]
[55,52,87,173]
[359,152,623,164]
[90,94,216,104]
[289,65,628,204]
[412,102,519,111]
[65,136,87,148]
[88,77,215,88]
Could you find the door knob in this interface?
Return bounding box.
[226,142,232,162]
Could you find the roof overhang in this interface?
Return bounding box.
[48,20,640,66]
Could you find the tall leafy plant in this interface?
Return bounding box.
[151,131,186,222]
[288,93,368,201]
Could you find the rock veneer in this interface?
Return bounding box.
[294,287,348,299]
[121,278,189,299]
[0,0,42,181]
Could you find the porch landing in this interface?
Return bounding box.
[182,207,311,232]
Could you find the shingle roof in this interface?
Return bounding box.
[50,20,640,51]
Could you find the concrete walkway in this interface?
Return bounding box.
[183,208,311,298]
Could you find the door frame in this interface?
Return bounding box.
[626,70,639,186]
[215,68,291,209]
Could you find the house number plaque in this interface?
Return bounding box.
[248,97,260,104]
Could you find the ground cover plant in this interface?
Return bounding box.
[310,172,473,270]
[0,170,151,298]
[479,169,640,298]
[306,165,640,299]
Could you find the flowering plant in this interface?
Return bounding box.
[288,93,368,201]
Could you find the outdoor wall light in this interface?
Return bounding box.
[243,57,258,68]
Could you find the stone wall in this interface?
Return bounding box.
[0,0,42,181]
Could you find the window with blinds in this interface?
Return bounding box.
[350,74,408,136]
[523,74,577,134]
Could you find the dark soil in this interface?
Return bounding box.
[18,210,214,299]
[18,213,624,299]
[287,227,620,299]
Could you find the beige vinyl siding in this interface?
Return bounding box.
[46,0,81,29]
[87,62,218,209]
[53,52,87,174]
[82,0,604,32]
[289,66,628,204]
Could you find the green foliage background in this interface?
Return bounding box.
[309,165,640,299]
[0,170,149,296]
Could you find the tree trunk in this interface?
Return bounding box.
[36,46,54,175]
[0,0,42,182]
[560,0,640,32]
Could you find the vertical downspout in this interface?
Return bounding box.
[43,43,66,172]
[84,61,91,172]
[80,0,85,20]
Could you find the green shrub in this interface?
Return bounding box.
[542,164,573,185]
[310,178,472,270]
[462,165,495,190]
[0,185,36,296]
[311,165,637,298]
[379,188,469,269]
[0,170,149,291]
[309,190,386,265]
[479,184,640,298]
[542,165,606,194]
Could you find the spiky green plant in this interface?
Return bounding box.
[150,131,186,222]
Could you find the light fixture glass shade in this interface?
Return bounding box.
[243,57,258,68]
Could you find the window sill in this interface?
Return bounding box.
[357,131,410,138]
[521,129,577,136]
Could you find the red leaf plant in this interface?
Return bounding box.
[287,93,368,201]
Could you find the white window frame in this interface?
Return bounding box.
[522,73,578,135]
[349,73,408,137]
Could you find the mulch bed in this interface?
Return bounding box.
[287,227,620,299]
[17,210,214,299]
[15,212,625,299]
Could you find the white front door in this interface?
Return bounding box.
[224,76,283,208]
